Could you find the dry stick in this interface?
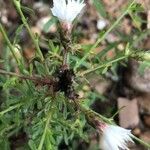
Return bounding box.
[0,69,53,85]
[0,69,37,81]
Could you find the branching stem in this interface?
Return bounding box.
[74,0,136,70]
[13,0,44,61]
[0,23,20,66]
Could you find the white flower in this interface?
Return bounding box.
[100,125,134,150]
[51,0,85,23]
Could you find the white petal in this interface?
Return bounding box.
[50,0,85,23]
[100,125,134,150]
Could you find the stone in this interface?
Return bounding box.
[118,97,139,128]
[140,131,150,143]
[143,115,150,128]
[138,94,150,115]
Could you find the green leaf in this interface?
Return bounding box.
[45,132,53,150]
[28,140,37,150]
[129,3,145,30]
[34,61,47,76]
[0,138,10,150]
[21,6,35,15]
[43,17,58,33]
[138,61,150,75]
[3,77,18,90]
[93,0,107,18]
[13,24,24,44]
[48,40,59,53]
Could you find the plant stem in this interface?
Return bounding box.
[13,0,44,61]
[63,49,68,66]
[58,23,71,68]
[132,135,150,149]
[77,50,150,77]
[0,23,20,66]
[132,29,150,47]
[74,0,135,70]
[75,101,150,149]
[73,100,112,124]
[0,69,36,80]
[0,124,16,136]
[38,113,51,150]
[0,69,54,85]
[0,103,23,116]
[0,25,32,97]
[38,100,55,150]
[77,55,127,77]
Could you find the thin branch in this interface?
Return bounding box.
[0,69,54,85]
[77,55,127,77]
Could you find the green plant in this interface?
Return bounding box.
[0,0,150,149]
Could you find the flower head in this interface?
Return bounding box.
[51,0,85,25]
[100,125,134,150]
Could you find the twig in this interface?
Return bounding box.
[0,69,54,85]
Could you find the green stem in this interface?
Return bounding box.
[0,25,32,98]
[77,55,127,77]
[0,23,20,66]
[132,135,150,149]
[77,50,150,77]
[38,100,55,150]
[0,103,23,116]
[0,124,16,136]
[38,112,51,150]
[132,29,150,47]
[74,0,135,70]
[74,100,112,124]
[13,0,44,61]
[76,101,150,149]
